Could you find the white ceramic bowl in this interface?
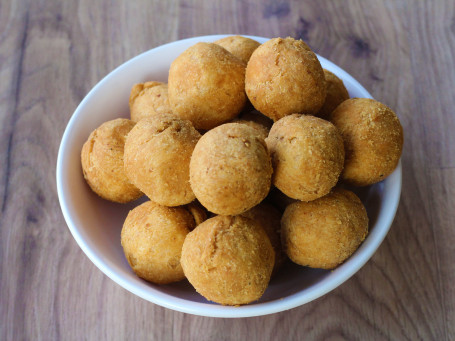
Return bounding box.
[56,35,402,318]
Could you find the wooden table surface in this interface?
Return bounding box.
[1,0,454,340]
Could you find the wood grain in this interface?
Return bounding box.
[1,0,454,340]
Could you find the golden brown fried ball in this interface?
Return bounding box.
[81,118,142,203]
[330,98,403,186]
[168,42,246,130]
[266,114,345,201]
[190,123,272,215]
[281,188,368,269]
[181,215,275,305]
[121,201,198,284]
[214,35,260,64]
[124,114,201,206]
[240,203,285,274]
[232,110,273,140]
[129,81,172,122]
[245,37,326,121]
[317,69,350,119]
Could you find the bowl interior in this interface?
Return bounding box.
[56,35,401,318]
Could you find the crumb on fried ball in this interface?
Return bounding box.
[121,201,196,284]
[266,114,345,201]
[317,69,350,119]
[231,110,273,140]
[129,81,172,122]
[81,118,142,203]
[330,98,403,186]
[181,215,275,305]
[214,35,260,64]
[190,123,272,215]
[168,42,247,130]
[124,114,201,206]
[245,37,326,121]
[281,188,368,269]
[240,202,285,274]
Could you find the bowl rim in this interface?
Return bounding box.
[56,34,402,318]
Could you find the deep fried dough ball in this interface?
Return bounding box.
[232,110,273,140]
[241,203,285,274]
[81,118,142,203]
[181,215,275,305]
[281,188,368,269]
[245,37,326,121]
[121,201,197,284]
[317,69,350,119]
[266,114,345,201]
[168,42,246,130]
[330,98,403,186]
[124,114,201,206]
[129,81,172,122]
[190,123,272,215]
[214,35,260,64]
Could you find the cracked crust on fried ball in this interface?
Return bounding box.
[168,42,246,130]
[124,114,201,206]
[266,114,345,201]
[190,123,272,215]
[129,81,172,122]
[245,37,326,121]
[181,215,275,305]
[81,118,142,203]
[121,201,198,284]
[281,188,368,269]
[330,98,403,186]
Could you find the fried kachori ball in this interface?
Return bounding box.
[124,114,201,206]
[121,201,198,284]
[317,69,350,119]
[181,215,275,305]
[281,188,368,269]
[190,123,272,215]
[214,35,260,64]
[231,110,273,140]
[245,37,326,121]
[240,202,285,274]
[330,98,403,186]
[168,42,247,130]
[81,118,142,203]
[266,114,345,201]
[129,81,172,122]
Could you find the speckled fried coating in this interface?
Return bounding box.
[245,37,326,121]
[81,118,142,203]
[266,114,345,201]
[190,123,272,215]
[124,114,201,206]
[240,203,285,275]
[317,69,350,119]
[181,215,275,305]
[129,81,172,122]
[281,188,368,269]
[214,35,260,64]
[231,110,273,140]
[330,98,403,186]
[168,42,246,130]
[121,201,198,284]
